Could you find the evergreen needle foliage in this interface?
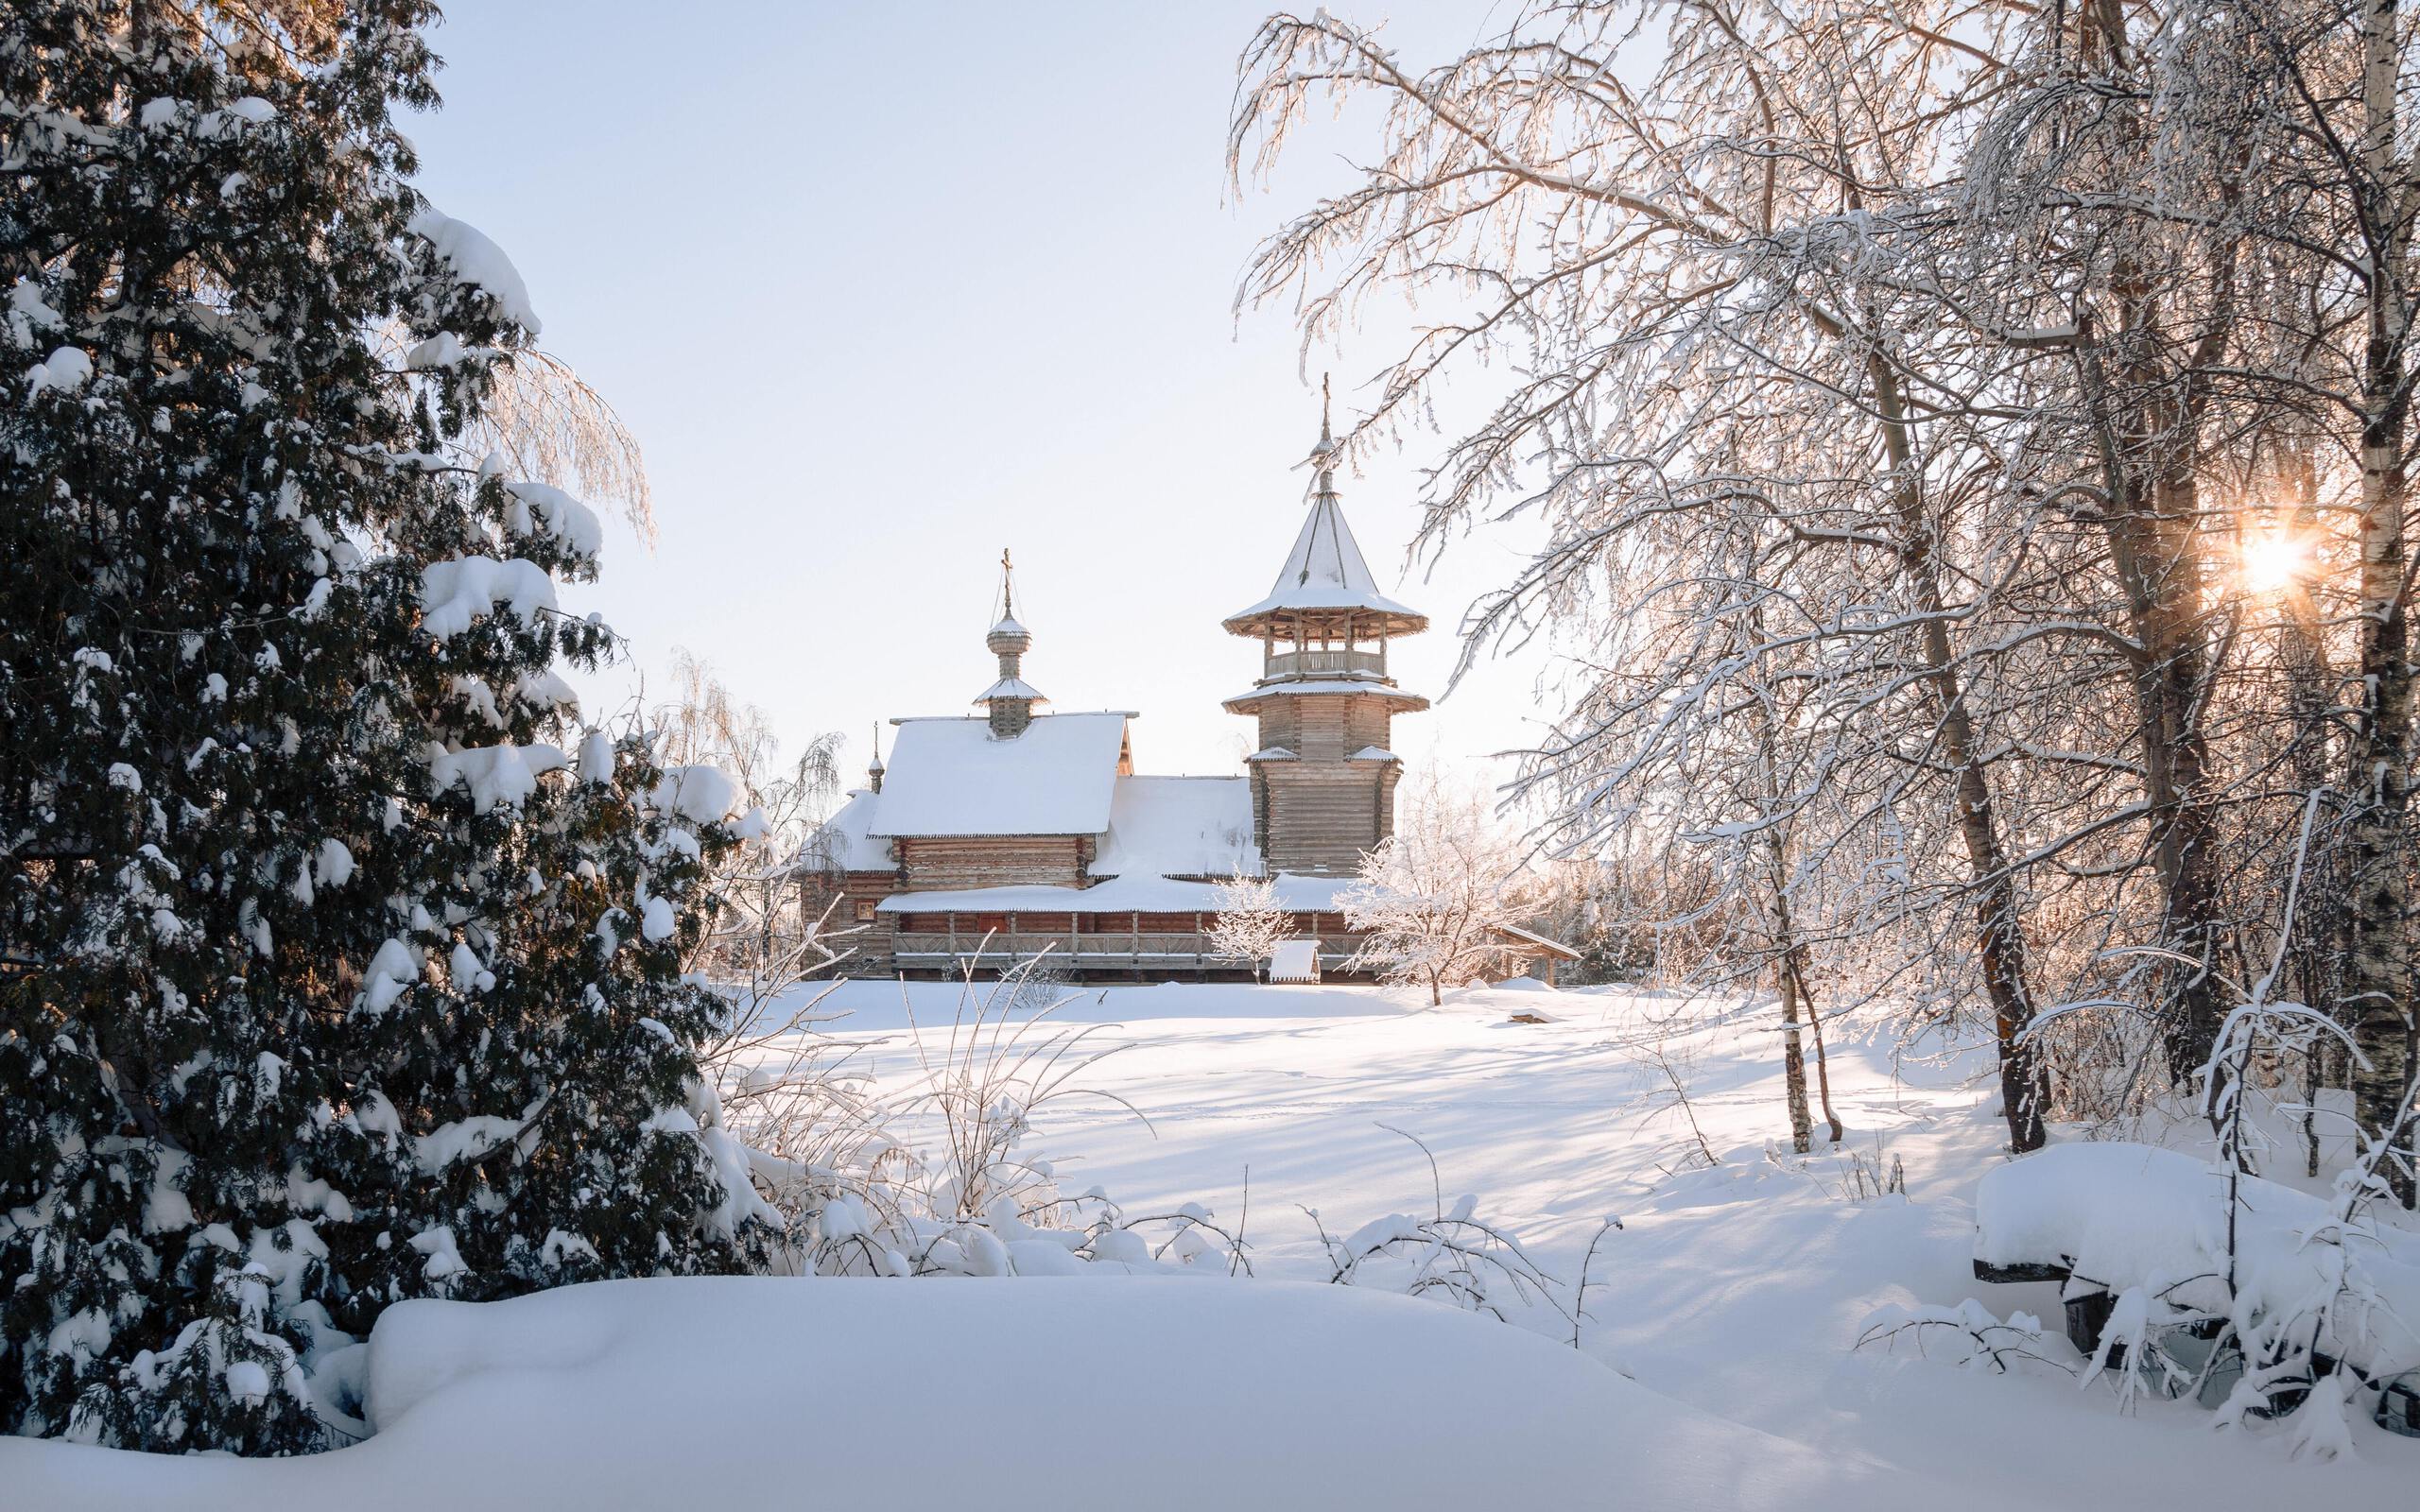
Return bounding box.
[0,0,769,1452]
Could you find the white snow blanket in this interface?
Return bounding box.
[1090,774,1257,879]
[2,1276,2001,1511]
[869,713,1129,838]
[1975,1142,2420,1377]
[1270,937,1320,982]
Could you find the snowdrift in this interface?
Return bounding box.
[5,1276,1992,1511]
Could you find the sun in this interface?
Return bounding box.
[2239,530,2307,594]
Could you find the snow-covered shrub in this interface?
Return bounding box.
[723,954,1150,1276]
[1858,1299,2068,1378]
[1303,1128,1576,1331]
[1789,1137,1907,1202]
[54,1261,313,1455]
[1310,1201,1566,1323]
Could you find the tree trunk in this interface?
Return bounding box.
[2347,380,2416,1202]
[2081,354,2228,1080]
[1778,959,1815,1156]
[1800,961,1845,1144]
[2274,449,2342,1178]
[2348,0,2417,1206]
[2069,0,2237,1083]
[2140,476,2226,1077]
[1867,351,2047,1152]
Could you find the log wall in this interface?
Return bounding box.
[892,834,1089,891]
[1253,693,1396,761]
[1260,762,1384,874]
[1249,692,1405,874]
[796,868,907,976]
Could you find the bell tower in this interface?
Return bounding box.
[1223,384,1428,874]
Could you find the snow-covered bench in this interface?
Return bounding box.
[1971,1143,2420,1431]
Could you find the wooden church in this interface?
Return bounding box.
[804,404,1454,981]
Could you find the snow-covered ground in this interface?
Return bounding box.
[9,977,2414,1506]
[5,1278,2009,1511]
[764,976,2419,1503]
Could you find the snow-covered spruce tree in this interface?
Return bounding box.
[0,1,766,1452]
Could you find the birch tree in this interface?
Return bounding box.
[1231,1,2061,1146]
[2237,0,2420,1198]
[649,649,843,986]
[1210,873,1291,981]
[1229,0,2415,1173]
[1341,778,1543,1005]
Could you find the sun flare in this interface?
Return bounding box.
[2240,530,2307,594]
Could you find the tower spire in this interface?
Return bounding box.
[999,545,1015,622]
[866,723,885,793]
[1312,373,1337,497]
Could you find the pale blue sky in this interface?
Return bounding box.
[408,2,1552,787]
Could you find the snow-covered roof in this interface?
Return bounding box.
[807,789,895,872]
[1350,746,1400,763]
[1090,776,1259,879]
[1246,747,1296,762]
[868,713,1129,838]
[1494,922,1581,959]
[974,677,1046,704]
[1223,491,1427,634]
[1270,939,1321,983]
[1269,873,1353,910]
[1222,673,1429,712]
[880,871,1350,916]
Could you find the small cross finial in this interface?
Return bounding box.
[1321,372,1332,446]
[1000,546,1014,620]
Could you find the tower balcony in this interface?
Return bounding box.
[1264,646,1387,679]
